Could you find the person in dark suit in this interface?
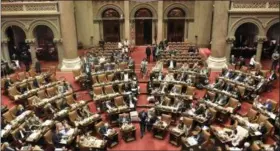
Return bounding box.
[16,105,25,116]
[152,44,157,62]
[118,115,131,126]
[215,94,229,106]
[194,131,205,144]
[146,46,151,62]
[99,39,105,50]
[1,142,16,151]
[195,104,206,115]
[138,110,148,138]
[99,123,109,136]
[34,58,41,73]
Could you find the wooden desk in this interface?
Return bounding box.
[169,129,184,146]
[120,125,136,142]
[153,122,169,140]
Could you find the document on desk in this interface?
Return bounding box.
[42,120,52,126]
[186,136,198,146]
[254,131,262,136]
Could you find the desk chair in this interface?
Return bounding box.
[3,111,15,123]
[92,75,99,84]
[46,87,58,97]
[8,86,21,100]
[43,130,55,150]
[244,108,259,123]
[266,99,278,112]
[18,72,27,81]
[65,95,77,106]
[225,98,240,113]
[98,74,108,83]
[119,62,128,70]
[95,121,119,148]
[257,114,269,123]
[264,121,274,140]
[107,74,114,82]
[185,86,196,100]
[153,114,172,140]
[104,85,116,95]
[114,96,129,112]
[37,90,48,99]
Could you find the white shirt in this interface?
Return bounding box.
[249,57,256,65]
[124,40,129,46]
[118,42,123,49]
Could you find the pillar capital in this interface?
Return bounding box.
[257,36,266,43]
[226,36,235,44]
[1,38,9,44]
[53,38,63,44]
[25,38,36,44]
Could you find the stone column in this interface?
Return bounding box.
[25,38,37,66]
[256,36,266,62]
[99,21,103,40]
[157,1,163,43]
[53,38,64,68]
[59,0,81,71]
[207,1,230,70]
[1,39,11,63]
[124,0,130,40]
[226,36,235,64]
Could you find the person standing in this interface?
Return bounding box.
[152,44,157,62]
[22,51,30,72]
[271,50,279,71]
[145,45,151,62]
[138,110,148,138]
[34,58,41,73]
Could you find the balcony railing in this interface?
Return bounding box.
[230,1,279,12]
[1,1,59,15]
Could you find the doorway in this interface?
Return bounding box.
[167,20,185,42]
[135,19,152,45]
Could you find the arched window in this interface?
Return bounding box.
[167,8,185,18]
[135,8,153,18]
[102,8,120,42]
[102,8,120,18]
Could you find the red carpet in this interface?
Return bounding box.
[1,46,279,149]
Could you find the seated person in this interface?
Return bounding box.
[15,125,32,145]
[215,93,229,106]
[16,105,25,116]
[263,99,274,112]
[234,72,245,82]
[268,70,277,82]
[195,104,206,115]
[131,81,139,95]
[104,101,115,111]
[258,122,267,135]
[118,114,131,126]
[214,79,225,89]
[98,123,112,136]
[164,73,175,81]
[157,72,165,81]
[126,94,137,109]
[185,76,193,85]
[1,142,17,151]
[170,85,180,94]
[223,83,233,92]
[193,130,205,144]
[104,63,113,71]
[52,121,74,148]
[204,109,213,120]
[174,120,191,136]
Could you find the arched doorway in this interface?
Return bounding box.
[167,8,185,42]
[135,8,153,45]
[232,23,259,58]
[5,25,27,60]
[262,22,280,59]
[33,25,58,61]
[102,8,121,42]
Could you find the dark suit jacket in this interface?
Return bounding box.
[52,132,64,148]
[146,47,151,56]
[195,133,205,144]
[138,111,148,124]
[99,126,108,135]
